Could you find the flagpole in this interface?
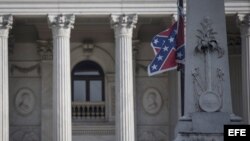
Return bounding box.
[177,0,185,116]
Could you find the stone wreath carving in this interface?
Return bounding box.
[10,63,40,75]
[193,17,225,112]
[15,88,35,115]
[142,88,162,115]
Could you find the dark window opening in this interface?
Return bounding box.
[72,60,104,102]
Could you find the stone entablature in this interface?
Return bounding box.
[0,0,248,15]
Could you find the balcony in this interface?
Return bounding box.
[72,101,106,121]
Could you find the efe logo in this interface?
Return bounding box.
[224,125,250,141]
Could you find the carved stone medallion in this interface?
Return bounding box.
[199,91,221,112]
[15,88,35,115]
[142,88,162,115]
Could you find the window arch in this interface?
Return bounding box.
[72,60,104,102]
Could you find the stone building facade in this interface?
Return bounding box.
[0,0,249,141]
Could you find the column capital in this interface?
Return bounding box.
[48,14,75,37]
[237,14,250,26]
[48,14,75,29]
[237,14,250,36]
[0,15,13,37]
[110,14,137,36]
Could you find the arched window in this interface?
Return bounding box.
[72,60,104,102]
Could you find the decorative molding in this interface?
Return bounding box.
[10,63,40,75]
[142,88,162,115]
[14,88,36,116]
[72,125,115,135]
[139,130,167,141]
[0,0,248,15]
[37,40,53,60]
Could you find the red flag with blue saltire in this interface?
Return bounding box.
[148,0,185,76]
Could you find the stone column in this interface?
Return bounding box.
[48,14,75,141]
[37,40,53,141]
[110,14,137,141]
[0,15,12,141]
[238,14,250,124]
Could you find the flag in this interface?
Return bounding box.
[148,0,184,76]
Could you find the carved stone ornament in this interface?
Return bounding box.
[0,15,13,29]
[198,91,221,112]
[110,14,138,36]
[195,17,224,58]
[48,14,75,37]
[139,130,167,141]
[48,14,75,29]
[142,88,162,115]
[10,63,40,75]
[37,40,53,60]
[192,17,226,112]
[110,14,138,28]
[15,88,35,115]
[0,15,13,37]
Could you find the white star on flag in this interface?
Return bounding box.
[157,55,163,61]
[154,39,159,44]
[152,64,157,70]
[163,46,169,51]
[169,37,174,43]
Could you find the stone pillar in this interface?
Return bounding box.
[110,14,137,141]
[48,14,75,141]
[37,40,53,141]
[0,15,12,141]
[238,14,250,124]
[174,0,241,141]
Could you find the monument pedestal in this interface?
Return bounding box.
[175,112,241,141]
[174,0,241,140]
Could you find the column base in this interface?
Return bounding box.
[174,112,242,141]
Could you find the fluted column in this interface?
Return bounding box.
[110,14,137,141]
[238,14,250,124]
[48,14,75,141]
[0,15,12,141]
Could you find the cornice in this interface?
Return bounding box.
[0,0,248,16]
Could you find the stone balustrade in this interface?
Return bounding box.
[72,102,105,120]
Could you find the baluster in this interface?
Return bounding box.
[77,105,80,119]
[98,106,102,118]
[90,106,93,119]
[94,106,97,118]
[86,105,90,119]
[102,105,105,119]
[80,106,83,119]
[82,104,86,119]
